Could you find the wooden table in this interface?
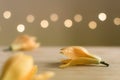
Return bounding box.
[0,46,120,80]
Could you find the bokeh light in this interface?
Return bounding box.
[88,21,97,30]
[17,24,25,32]
[50,13,59,22]
[40,20,49,28]
[3,11,11,19]
[113,17,120,26]
[26,14,35,23]
[64,19,73,28]
[98,13,107,21]
[74,14,83,22]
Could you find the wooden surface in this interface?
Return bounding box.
[0,46,120,80]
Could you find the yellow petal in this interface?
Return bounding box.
[33,71,55,80]
[60,57,100,68]
[10,34,40,51]
[61,59,71,64]
[23,65,37,80]
[61,46,99,59]
[0,53,35,80]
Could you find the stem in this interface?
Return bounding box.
[100,61,109,67]
[3,46,12,51]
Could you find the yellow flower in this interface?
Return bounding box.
[60,46,109,68]
[10,34,40,51]
[0,53,54,80]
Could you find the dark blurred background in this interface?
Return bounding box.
[0,0,120,46]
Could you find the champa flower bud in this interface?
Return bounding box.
[0,53,37,80]
[10,34,40,51]
[60,46,109,68]
[0,53,55,80]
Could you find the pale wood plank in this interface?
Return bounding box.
[0,46,120,80]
